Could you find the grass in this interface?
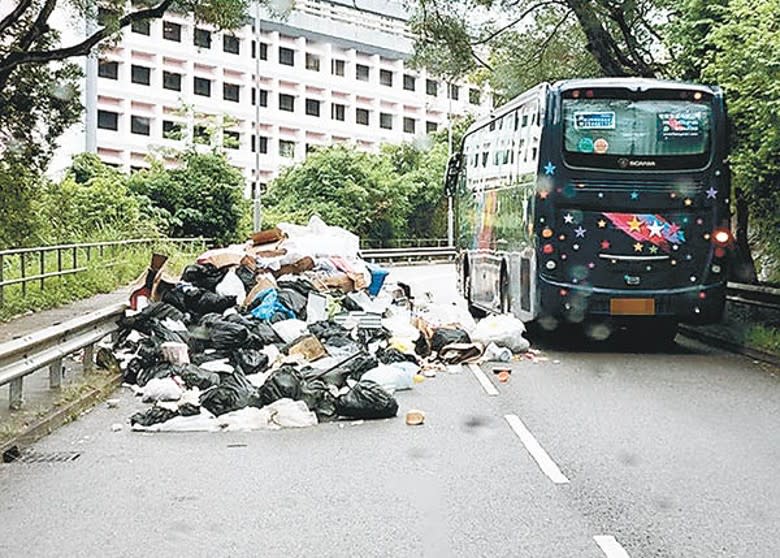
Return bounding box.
[0,239,201,322]
[744,324,780,354]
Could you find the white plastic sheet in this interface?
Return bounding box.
[471,314,529,353]
[140,377,184,403]
[215,270,247,302]
[361,362,418,393]
[272,319,308,343]
[278,215,359,258]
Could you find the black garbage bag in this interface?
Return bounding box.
[124,357,144,384]
[376,346,418,365]
[233,349,269,376]
[178,403,201,417]
[299,379,337,421]
[312,352,378,386]
[148,319,189,345]
[161,288,188,313]
[136,362,177,387]
[335,380,398,419]
[199,372,256,416]
[208,320,249,349]
[181,263,227,291]
[276,277,317,298]
[415,334,431,358]
[183,287,236,315]
[252,321,283,345]
[130,406,179,427]
[308,320,350,343]
[235,265,257,292]
[178,364,221,390]
[119,302,185,334]
[431,328,471,353]
[277,288,307,320]
[189,350,233,366]
[254,365,303,407]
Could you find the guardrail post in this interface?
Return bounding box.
[72,246,77,270]
[9,378,23,410]
[0,253,4,307]
[57,248,62,276]
[20,253,26,297]
[39,250,45,289]
[83,344,94,373]
[49,359,63,389]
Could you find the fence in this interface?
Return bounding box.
[360,238,449,249]
[0,238,209,308]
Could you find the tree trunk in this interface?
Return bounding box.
[732,187,758,283]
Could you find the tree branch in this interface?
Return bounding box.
[0,0,174,74]
[512,10,573,73]
[16,0,57,52]
[0,0,34,36]
[471,0,566,46]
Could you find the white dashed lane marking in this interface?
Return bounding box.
[467,363,499,396]
[504,414,570,484]
[593,535,631,557]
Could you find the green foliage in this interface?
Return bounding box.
[128,150,248,245]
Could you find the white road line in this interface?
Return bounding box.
[593,536,631,558]
[504,414,570,484]
[467,363,499,396]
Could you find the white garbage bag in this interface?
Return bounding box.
[215,270,246,302]
[278,215,360,258]
[482,342,512,362]
[271,319,308,343]
[361,362,417,393]
[140,377,184,403]
[471,314,529,353]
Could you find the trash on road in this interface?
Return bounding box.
[108,216,536,434]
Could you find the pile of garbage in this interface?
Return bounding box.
[101,217,530,432]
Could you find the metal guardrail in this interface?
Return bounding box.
[359,238,449,249]
[0,237,210,307]
[726,281,780,311]
[361,246,456,263]
[0,303,127,410]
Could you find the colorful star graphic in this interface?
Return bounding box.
[538,190,549,199]
[630,191,639,200]
[597,219,607,229]
[647,220,663,237]
[574,226,586,238]
[588,262,595,269]
[627,216,642,232]
[706,186,717,199]
[684,198,693,206]
[563,213,574,224]
[633,242,644,252]
[600,240,611,250]
[649,245,659,254]
[544,161,556,175]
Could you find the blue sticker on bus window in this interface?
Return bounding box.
[657,112,703,140]
[574,112,615,130]
[577,137,594,153]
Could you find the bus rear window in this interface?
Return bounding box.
[563,99,712,158]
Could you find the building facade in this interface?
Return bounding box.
[72,0,492,196]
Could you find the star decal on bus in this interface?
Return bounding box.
[563,213,574,224]
[603,212,687,253]
[543,161,556,175]
[574,226,586,238]
[634,242,644,252]
[706,186,718,199]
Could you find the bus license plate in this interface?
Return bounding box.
[610,298,656,316]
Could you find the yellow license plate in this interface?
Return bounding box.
[610,298,656,316]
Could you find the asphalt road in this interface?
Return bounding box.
[0,265,777,557]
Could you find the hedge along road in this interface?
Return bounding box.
[0,264,777,557]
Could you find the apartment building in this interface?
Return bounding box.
[78,0,492,195]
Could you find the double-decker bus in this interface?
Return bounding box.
[446,78,732,340]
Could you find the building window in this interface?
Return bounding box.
[98,60,118,80]
[163,21,181,42]
[403,117,416,134]
[426,79,438,96]
[356,108,369,126]
[469,88,480,105]
[258,89,268,107]
[279,140,295,158]
[305,53,320,71]
[131,65,150,85]
[380,69,393,87]
[331,59,345,76]
[258,136,268,154]
[279,93,295,112]
[331,103,345,121]
[193,124,210,145]
[162,120,182,140]
[279,47,295,66]
[97,110,118,131]
[403,74,415,91]
[223,83,240,102]
[356,63,369,81]
[251,40,256,59]
[163,71,181,91]
[380,113,393,130]
[259,42,268,60]
[194,76,211,97]
[305,98,321,117]
[131,115,150,136]
[131,19,150,35]
[448,83,460,100]
[426,121,438,134]
[223,35,239,54]
[224,130,240,149]
[194,28,211,48]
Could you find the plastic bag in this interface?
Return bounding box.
[233,348,269,376]
[141,377,184,402]
[471,314,529,353]
[181,263,227,291]
[178,364,221,390]
[299,379,337,421]
[249,288,296,321]
[207,320,250,349]
[361,363,416,393]
[272,319,308,344]
[183,286,237,315]
[431,328,471,353]
[254,365,304,407]
[199,372,256,416]
[482,342,512,362]
[216,270,247,302]
[376,346,417,365]
[136,362,176,387]
[306,292,328,324]
[277,288,307,320]
[130,406,179,427]
[335,380,398,419]
[308,320,350,343]
[119,302,185,334]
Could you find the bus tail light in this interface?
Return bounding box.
[712,228,732,246]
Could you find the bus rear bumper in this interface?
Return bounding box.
[538,278,726,325]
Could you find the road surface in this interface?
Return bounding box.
[0,265,777,557]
